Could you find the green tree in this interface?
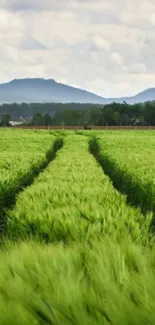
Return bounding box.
[32,113,44,126]
[1,114,11,127]
[139,115,146,125]
[121,113,129,125]
[113,111,120,125]
[44,114,52,126]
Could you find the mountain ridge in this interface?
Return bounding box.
[0,78,155,104]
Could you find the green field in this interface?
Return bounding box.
[1,128,155,324]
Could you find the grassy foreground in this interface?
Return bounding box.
[0,238,155,325]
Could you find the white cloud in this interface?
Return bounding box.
[93,36,110,50]
[20,34,48,50]
[0,0,70,12]
[110,53,124,66]
[0,0,155,97]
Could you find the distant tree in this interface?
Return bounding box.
[139,115,146,125]
[32,113,44,126]
[144,101,155,125]
[88,108,101,126]
[1,114,11,127]
[113,111,121,125]
[121,113,129,125]
[44,114,52,126]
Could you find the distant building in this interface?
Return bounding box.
[130,117,140,126]
[9,121,25,126]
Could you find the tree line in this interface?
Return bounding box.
[28,101,155,127]
[0,103,100,119]
[1,101,155,127]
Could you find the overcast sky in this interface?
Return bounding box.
[0,0,155,97]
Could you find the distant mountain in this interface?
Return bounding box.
[0,78,106,104]
[129,88,155,104]
[0,78,154,104]
[110,88,155,104]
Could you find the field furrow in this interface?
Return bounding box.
[7,135,152,244]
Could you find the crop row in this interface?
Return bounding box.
[7,135,152,244]
[89,132,155,226]
[0,129,55,180]
[0,129,61,232]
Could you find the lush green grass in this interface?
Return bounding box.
[90,132,155,222]
[6,135,152,245]
[0,238,155,324]
[0,129,62,233]
[0,129,54,193]
[0,129,54,179]
[0,129,155,324]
